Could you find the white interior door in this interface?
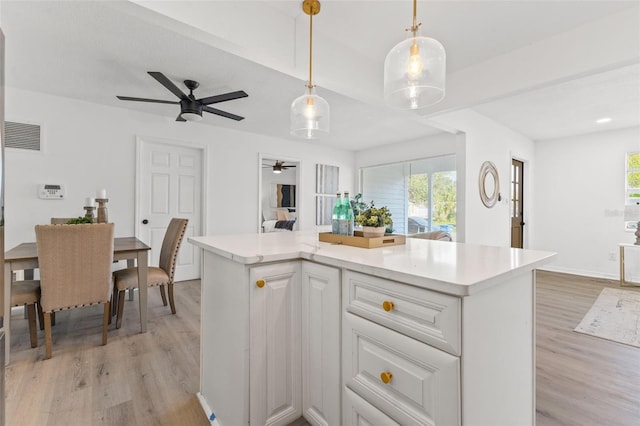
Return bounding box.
[137,138,203,281]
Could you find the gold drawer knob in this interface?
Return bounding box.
[256,279,265,288]
[380,371,393,384]
[382,300,395,312]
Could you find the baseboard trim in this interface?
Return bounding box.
[197,392,221,426]
[538,265,617,281]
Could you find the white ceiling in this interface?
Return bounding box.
[1,0,638,150]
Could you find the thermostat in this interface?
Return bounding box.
[38,184,66,200]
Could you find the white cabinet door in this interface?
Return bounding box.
[250,262,302,426]
[301,262,341,426]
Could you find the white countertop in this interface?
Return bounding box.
[189,231,555,296]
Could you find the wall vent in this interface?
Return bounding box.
[5,121,41,151]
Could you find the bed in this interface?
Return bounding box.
[262,208,297,232]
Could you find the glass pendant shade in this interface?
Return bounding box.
[384,33,446,109]
[290,85,330,139]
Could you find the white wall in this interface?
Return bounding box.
[4,87,354,250]
[532,126,639,279]
[432,110,536,247]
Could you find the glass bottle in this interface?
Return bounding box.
[331,193,342,235]
[344,191,355,236]
[338,193,348,236]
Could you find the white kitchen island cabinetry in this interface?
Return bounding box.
[190,231,554,426]
[249,262,302,426]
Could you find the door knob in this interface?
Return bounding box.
[142,219,149,224]
[256,279,265,288]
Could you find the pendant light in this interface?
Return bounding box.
[290,0,329,139]
[384,0,446,109]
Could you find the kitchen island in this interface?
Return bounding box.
[189,231,555,426]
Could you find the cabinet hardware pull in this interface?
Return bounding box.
[380,371,393,384]
[382,301,395,312]
[256,279,265,288]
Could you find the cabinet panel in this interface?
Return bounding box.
[301,262,341,426]
[343,387,400,426]
[344,270,460,355]
[250,262,302,426]
[343,313,460,426]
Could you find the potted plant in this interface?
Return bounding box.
[355,201,393,238]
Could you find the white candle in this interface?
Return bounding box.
[85,197,95,207]
[97,188,107,199]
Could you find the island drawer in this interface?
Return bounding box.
[343,313,460,426]
[343,270,461,356]
[343,386,400,426]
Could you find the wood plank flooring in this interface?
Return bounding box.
[5,272,639,425]
[536,271,640,425]
[5,280,209,426]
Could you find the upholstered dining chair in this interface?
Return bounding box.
[112,218,188,329]
[11,280,42,348]
[35,223,115,359]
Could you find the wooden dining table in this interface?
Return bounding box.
[3,237,151,364]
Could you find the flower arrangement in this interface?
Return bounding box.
[355,201,393,228]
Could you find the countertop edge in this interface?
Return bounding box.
[189,236,557,296]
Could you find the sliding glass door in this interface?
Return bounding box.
[360,155,457,238]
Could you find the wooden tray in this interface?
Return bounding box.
[318,231,406,249]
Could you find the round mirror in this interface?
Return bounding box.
[479,161,500,208]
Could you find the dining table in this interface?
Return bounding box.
[3,236,150,364]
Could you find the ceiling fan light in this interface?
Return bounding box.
[384,34,446,109]
[290,86,330,139]
[181,112,202,121]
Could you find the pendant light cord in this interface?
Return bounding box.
[408,0,421,36]
[308,11,314,89]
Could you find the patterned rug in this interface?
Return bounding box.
[574,287,640,348]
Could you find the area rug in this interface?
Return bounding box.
[574,287,640,348]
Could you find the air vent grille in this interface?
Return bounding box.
[5,121,41,151]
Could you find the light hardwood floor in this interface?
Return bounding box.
[6,280,209,426]
[536,271,640,425]
[5,272,639,425]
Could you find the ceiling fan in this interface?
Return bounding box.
[263,161,297,174]
[117,71,248,122]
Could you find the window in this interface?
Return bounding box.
[626,152,640,231]
[360,155,456,238]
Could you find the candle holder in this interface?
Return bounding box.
[84,206,96,221]
[96,198,109,223]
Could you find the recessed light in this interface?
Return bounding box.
[596,117,612,124]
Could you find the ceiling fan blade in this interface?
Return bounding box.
[176,114,186,122]
[116,96,179,105]
[148,71,188,100]
[203,106,244,121]
[198,90,248,105]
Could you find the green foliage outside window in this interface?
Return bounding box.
[432,172,456,223]
[628,152,640,190]
[408,174,429,205]
[407,171,456,226]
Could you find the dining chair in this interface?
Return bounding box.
[35,223,115,359]
[112,218,188,329]
[11,280,42,348]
